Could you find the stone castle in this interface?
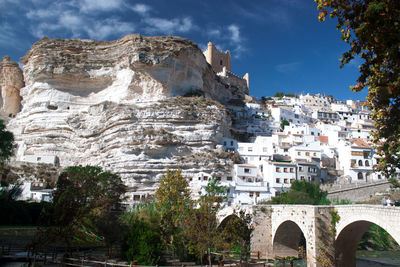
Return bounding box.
[0,34,250,195]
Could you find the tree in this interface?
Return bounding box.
[184,177,227,266]
[0,120,14,164]
[316,0,400,176]
[269,180,330,205]
[219,211,253,264]
[155,169,192,258]
[121,217,164,265]
[280,119,289,130]
[46,165,126,248]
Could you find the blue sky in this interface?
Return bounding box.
[0,0,368,101]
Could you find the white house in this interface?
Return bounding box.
[263,160,297,195]
[337,139,375,183]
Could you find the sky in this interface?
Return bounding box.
[0,0,368,101]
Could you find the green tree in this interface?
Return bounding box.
[120,201,165,264]
[185,177,227,266]
[121,217,164,265]
[274,92,285,98]
[359,225,400,251]
[45,165,126,249]
[269,180,330,205]
[280,119,289,130]
[155,169,192,258]
[219,211,253,264]
[316,0,400,176]
[0,120,14,165]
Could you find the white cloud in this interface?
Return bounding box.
[85,19,135,40]
[228,24,240,43]
[24,1,135,40]
[131,3,151,15]
[275,62,301,73]
[144,16,194,35]
[79,0,125,13]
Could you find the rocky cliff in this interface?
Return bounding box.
[5,34,245,192]
[0,56,24,117]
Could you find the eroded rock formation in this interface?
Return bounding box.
[0,56,24,117]
[5,34,246,192]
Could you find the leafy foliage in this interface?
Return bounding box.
[0,183,50,225]
[121,217,164,265]
[0,120,14,164]
[155,169,192,258]
[359,225,400,251]
[269,181,330,205]
[316,0,400,176]
[280,119,289,130]
[184,177,227,266]
[44,165,126,248]
[219,211,253,263]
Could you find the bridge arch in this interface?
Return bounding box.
[272,220,306,259]
[335,206,400,267]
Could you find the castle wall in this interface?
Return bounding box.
[203,42,231,73]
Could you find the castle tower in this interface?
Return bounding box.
[203,42,231,73]
[0,56,24,116]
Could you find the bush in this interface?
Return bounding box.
[121,218,164,265]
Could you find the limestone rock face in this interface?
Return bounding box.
[7,34,243,192]
[0,56,24,117]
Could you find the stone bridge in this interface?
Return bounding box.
[220,205,400,267]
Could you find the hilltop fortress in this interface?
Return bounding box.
[1,34,392,205]
[0,34,250,196]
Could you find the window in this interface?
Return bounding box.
[134,195,141,201]
[300,176,305,181]
[230,141,233,146]
[290,168,294,173]
[248,147,253,152]
[284,178,289,184]
[276,178,281,183]
[203,176,208,181]
[284,168,288,173]
[299,166,303,171]
[313,152,317,156]
[249,192,254,197]
[244,168,250,173]
[227,176,232,181]
[298,152,301,156]
[220,60,223,65]
[358,160,363,167]
[365,160,370,167]
[306,152,310,156]
[284,149,288,152]
[357,172,363,180]
[378,175,382,179]
[256,192,260,197]
[351,159,356,167]
[223,141,227,146]
[290,179,295,183]
[276,167,281,172]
